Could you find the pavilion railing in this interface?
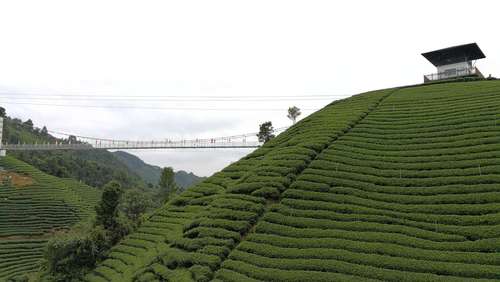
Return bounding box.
[424,67,483,82]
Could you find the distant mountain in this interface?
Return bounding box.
[112,151,161,185]
[174,170,207,189]
[112,151,206,189]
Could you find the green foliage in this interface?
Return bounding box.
[256,121,275,143]
[158,167,178,203]
[287,106,301,124]
[94,181,137,248]
[22,119,33,130]
[38,182,151,281]
[95,181,123,231]
[43,227,108,281]
[159,167,176,189]
[120,189,153,223]
[10,150,143,189]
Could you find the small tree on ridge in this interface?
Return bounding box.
[257,121,275,143]
[287,106,301,124]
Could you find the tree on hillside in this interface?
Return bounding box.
[120,189,152,222]
[44,225,108,281]
[68,135,77,144]
[112,169,129,187]
[12,118,22,126]
[43,182,150,280]
[95,181,134,245]
[257,121,275,143]
[41,126,48,135]
[23,119,34,130]
[0,107,5,118]
[287,106,301,124]
[95,181,123,230]
[158,167,178,203]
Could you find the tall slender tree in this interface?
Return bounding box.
[158,167,178,203]
[287,106,301,124]
[95,181,123,230]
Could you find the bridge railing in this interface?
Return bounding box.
[0,125,288,151]
[1,141,261,150]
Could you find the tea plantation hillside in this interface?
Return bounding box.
[87,80,500,281]
[0,156,101,280]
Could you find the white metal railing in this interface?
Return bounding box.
[424,67,481,82]
[1,141,262,150]
[0,126,290,151]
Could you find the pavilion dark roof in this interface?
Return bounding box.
[422,43,485,67]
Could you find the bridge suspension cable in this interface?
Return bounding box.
[0,124,289,151]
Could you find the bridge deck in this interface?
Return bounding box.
[1,142,261,150]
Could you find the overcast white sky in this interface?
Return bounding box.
[0,0,499,176]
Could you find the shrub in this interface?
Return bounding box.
[251,187,280,200]
[43,227,108,281]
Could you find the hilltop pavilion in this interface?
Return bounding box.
[422,43,486,83]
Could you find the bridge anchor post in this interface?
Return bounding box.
[0,117,5,157]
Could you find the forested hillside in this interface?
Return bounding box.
[0,156,101,280]
[2,116,144,188]
[87,80,500,281]
[1,115,204,190]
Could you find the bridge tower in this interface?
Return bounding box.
[0,117,5,157]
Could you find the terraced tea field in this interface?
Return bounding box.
[88,80,500,281]
[0,156,101,280]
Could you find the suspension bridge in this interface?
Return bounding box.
[0,117,288,155]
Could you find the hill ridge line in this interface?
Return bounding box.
[205,87,401,278]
